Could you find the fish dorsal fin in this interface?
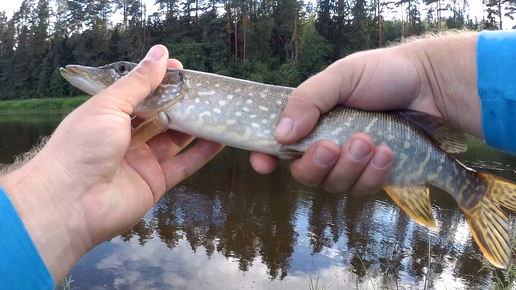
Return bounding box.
[399,110,468,153]
[384,185,438,230]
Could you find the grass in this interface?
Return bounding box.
[59,276,77,290]
[485,250,516,290]
[0,96,89,113]
[309,274,336,290]
[486,263,516,290]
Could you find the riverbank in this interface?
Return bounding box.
[0,96,89,114]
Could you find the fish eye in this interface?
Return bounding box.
[115,62,130,75]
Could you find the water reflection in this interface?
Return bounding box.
[0,114,65,163]
[1,115,515,289]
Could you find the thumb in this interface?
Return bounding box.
[274,57,363,144]
[101,45,169,114]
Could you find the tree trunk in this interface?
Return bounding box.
[407,0,412,34]
[294,18,298,62]
[123,0,128,29]
[226,1,231,57]
[482,0,485,25]
[498,0,503,29]
[234,19,238,60]
[196,0,199,23]
[401,2,404,39]
[378,14,382,47]
[243,9,246,60]
[378,0,382,47]
[438,0,441,30]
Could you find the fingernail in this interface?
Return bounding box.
[349,139,371,161]
[313,146,338,167]
[274,117,293,137]
[144,45,165,61]
[372,150,392,169]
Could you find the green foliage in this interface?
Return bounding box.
[0,0,482,101]
[0,97,88,112]
[276,63,302,87]
[297,19,331,80]
[168,40,210,71]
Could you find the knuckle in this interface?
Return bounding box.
[321,176,354,193]
[292,169,321,187]
[321,182,349,194]
[348,186,376,197]
[348,180,383,196]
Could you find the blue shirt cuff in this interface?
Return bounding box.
[0,185,54,290]
[477,30,516,154]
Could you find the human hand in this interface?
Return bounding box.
[250,32,481,196]
[0,45,224,284]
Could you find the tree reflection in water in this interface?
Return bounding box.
[2,117,516,289]
[116,144,516,288]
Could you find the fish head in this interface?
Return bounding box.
[133,67,186,117]
[61,61,186,118]
[60,61,135,96]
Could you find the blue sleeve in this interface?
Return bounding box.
[0,185,55,290]
[477,30,516,154]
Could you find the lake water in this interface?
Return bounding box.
[1,113,516,290]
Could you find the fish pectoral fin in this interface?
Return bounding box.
[384,185,438,230]
[129,113,168,150]
[278,148,304,159]
[461,172,516,269]
[399,110,468,153]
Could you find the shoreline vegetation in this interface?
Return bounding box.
[0,96,89,114]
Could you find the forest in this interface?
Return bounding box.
[0,0,513,100]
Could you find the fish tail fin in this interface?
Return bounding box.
[461,173,516,269]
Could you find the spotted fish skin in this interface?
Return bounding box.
[60,61,516,269]
[161,69,292,157]
[162,70,473,189]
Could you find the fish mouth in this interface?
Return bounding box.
[60,65,113,96]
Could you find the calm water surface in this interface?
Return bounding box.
[2,113,516,290]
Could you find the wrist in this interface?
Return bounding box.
[0,152,91,284]
[404,32,482,138]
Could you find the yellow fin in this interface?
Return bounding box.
[479,172,516,211]
[129,113,167,149]
[463,198,510,269]
[399,110,468,153]
[460,172,516,269]
[384,185,438,230]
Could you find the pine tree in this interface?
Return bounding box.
[485,0,503,29]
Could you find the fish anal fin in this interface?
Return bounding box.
[384,185,438,230]
[129,113,168,150]
[399,110,468,153]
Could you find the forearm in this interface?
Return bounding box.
[0,153,90,285]
[404,32,482,138]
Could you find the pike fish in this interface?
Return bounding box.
[61,61,516,269]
